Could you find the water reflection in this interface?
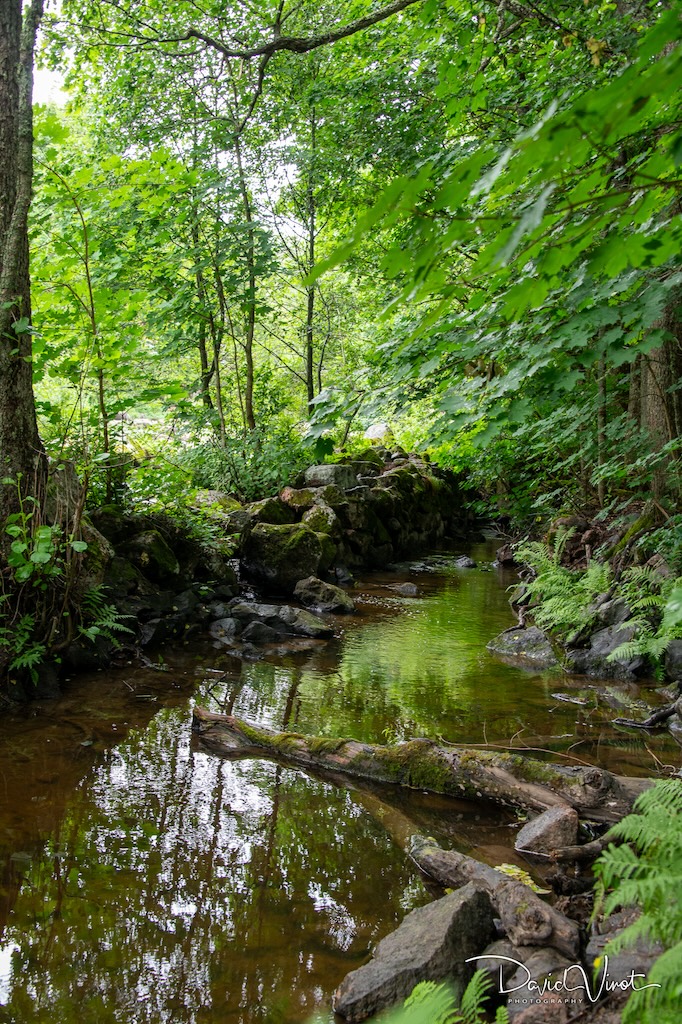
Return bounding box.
[0,544,679,1023]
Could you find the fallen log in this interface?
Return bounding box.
[191,707,650,822]
[409,835,580,958]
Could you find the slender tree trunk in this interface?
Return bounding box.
[305,110,317,412]
[0,0,46,534]
[597,355,607,507]
[233,134,256,431]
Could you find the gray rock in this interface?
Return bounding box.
[208,617,240,641]
[474,938,522,994]
[487,627,558,668]
[120,529,180,585]
[241,621,281,644]
[229,602,334,639]
[565,624,644,680]
[454,555,477,568]
[585,908,664,1002]
[396,582,419,597]
[595,597,631,628]
[332,884,496,1022]
[304,463,358,490]
[514,806,579,857]
[293,576,355,613]
[665,639,682,681]
[505,947,582,1021]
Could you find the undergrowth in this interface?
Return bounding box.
[593,778,682,1024]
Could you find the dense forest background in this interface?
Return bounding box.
[13,0,682,517]
[0,0,681,668]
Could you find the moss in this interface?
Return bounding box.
[369,739,457,793]
[502,753,558,786]
[309,736,349,755]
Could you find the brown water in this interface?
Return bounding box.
[0,542,679,1024]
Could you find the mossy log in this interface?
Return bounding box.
[191,708,650,822]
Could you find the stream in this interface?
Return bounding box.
[0,541,678,1024]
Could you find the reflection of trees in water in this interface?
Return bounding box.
[0,703,424,1023]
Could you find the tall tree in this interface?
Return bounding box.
[0,0,45,531]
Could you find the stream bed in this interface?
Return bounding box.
[0,541,679,1024]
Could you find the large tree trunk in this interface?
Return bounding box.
[0,0,45,533]
[191,708,650,822]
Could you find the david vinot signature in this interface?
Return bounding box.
[465,954,661,1003]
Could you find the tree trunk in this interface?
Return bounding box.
[305,109,317,412]
[640,289,682,497]
[233,133,257,431]
[191,709,650,822]
[409,836,580,957]
[0,0,45,533]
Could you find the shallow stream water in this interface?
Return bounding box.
[0,542,679,1024]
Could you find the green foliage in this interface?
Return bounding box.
[308,972,508,1024]
[593,779,682,1024]
[608,567,682,669]
[181,426,310,503]
[515,532,612,642]
[77,586,134,645]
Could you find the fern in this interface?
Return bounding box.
[593,778,682,1023]
[608,570,682,670]
[515,533,612,642]
[78,586,134,646]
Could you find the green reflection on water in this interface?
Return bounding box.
[0,544,679,1024]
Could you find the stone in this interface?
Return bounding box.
[241,621,281,644]
[565,624,644,680]
[495,543,516,566]
[332,884,496,1022]
[514,806,579,857]
[505,947,585,1022]
[120,529,181,585]
[454,555,477,568]
[304,464,358,490]
[595,597,631,628]
[293,576,355,613]
[664,639,682,680]
[302,502,341,536]
[229,602,334,639]
[396,582,418,597]
[364,422,393,441]
[487,627,559,668]
[208,617,240,641]
[191,489,242,513]
[241,523,336,592]
[279,486,318,511]
[244,496,297,525]
[474,938,522,994]
[585,908,665,999]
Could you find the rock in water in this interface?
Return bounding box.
[514,806,579,857]
[332,884,496,1022]
[293,575,355,613]
[487,626,558,668]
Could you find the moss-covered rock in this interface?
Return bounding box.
[293,575,355,613]
[279,486,318,511]
[120,529,181,585]
[241,522,338,591]
[244,496,297,525]
[302,502,340,536]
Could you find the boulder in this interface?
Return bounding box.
[454,555,477,569]
[514,806,579,857]
[332,884,496,1022]
[120,529,181,585]
[241,621,282,644]
[487,627,559,668]
[664,639,682,681]
[304,464,358,490]
[241,522,336,591]
[208,617,240,641]
[229,602,334,639]
[565,624,645,680]
[396,582,419,597]
[302,502,341,536]
[585,907,665,998]
[505,947,580,1022]
[244,496,297,525]
[279,486,318,512]
[293,576,355,613]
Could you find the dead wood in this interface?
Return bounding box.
[192,707,651,822]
